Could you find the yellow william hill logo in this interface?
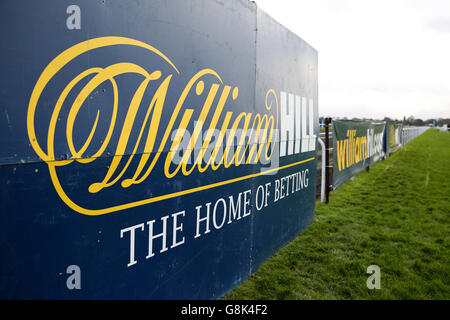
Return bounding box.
[27,36,314,216]
[335,128,384,172]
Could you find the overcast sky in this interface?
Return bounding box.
[255,0,450,120]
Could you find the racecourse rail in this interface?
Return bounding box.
[316,123,431,202]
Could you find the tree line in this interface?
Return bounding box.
[319,116,450,127]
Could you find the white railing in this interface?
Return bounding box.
[401,126,430,145]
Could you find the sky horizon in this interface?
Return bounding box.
[255,0,450,120]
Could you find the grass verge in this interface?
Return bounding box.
[223,129,450,299]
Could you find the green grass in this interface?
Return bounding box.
[223,129,450,300]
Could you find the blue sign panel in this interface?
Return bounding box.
[0,0,318,299]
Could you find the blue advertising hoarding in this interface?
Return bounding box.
[0,0,318,299]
